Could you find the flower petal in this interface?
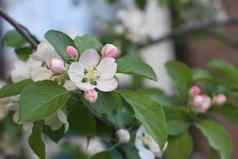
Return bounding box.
[68,62,96,91]
[79,49,100,68]
[97,57,117,80]
[96,78,118,92]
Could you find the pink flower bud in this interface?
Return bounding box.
[66,45,78,59]
[101,44,119,58]
[49,58,65,74]
[213,94,227,105]
[84,89,98,103]
[192,95,212,113]
[190,85,201,97]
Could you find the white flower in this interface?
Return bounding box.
[32,41,60,66]
[68,49,118,92]
[116,129,130,144]
[10,61,30,83]
[135,126,163,159]
[212,94,227,106]
[63,80,77,91]
[49,58,65,74]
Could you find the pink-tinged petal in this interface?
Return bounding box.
[97,57,117,80]
[96,78,118,92]
[68,63,85,80]
[79,49,100,68]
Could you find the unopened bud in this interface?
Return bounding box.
[190,85,201,97]
[116,129,130,144]
[101,44,119,58]
[66,45,78,59]
[213,94,227,105]
[49,58,65,74]
[84,89,98,103]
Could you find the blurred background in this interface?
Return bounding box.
[0,0,238,158]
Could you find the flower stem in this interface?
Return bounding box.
[0,8,39,49]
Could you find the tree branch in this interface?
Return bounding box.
[138,16,238,48]
[0,8,39,49]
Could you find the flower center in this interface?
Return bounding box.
[82,68,100,85]
[143,136,151,146]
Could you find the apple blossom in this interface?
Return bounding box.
[192,95,212,113]
[190,85,201,97]
[68,49,118,92]
[213,94,227,105]
[66,45,78,59]
[49,58,65,74]
[135,126,163,159]
[116,129,130,144]
[101,44,119,58]
[84,89,98,103]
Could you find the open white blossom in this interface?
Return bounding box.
[135,126,163,159]
[68,49,118,92]
[10,41,61,83]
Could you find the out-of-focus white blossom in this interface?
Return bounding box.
[45,111,68,132]
[212,94,227,106]
[192,95,212,113]
[135,126,164,159]
[68,49,118,92]
[49,58,65,74]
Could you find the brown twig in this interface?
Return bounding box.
[138,16,238,48]
[0,8,39,49]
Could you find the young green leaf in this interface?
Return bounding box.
[19,81,70,122]
[196,119,232,159]
[74,35,102,54]
[83,92,135,128]
[0,79,33,98]
[164,131,193,159]
[117,55,157,80]
[45,30,75,61]
[91,151,114,159]
[15,47,33,61]
[29,122,46,159]
[209,60,238,83]
[67,98,96,136]
[120,90,168,146]
[165,61,192,102]
[3,30,27,48]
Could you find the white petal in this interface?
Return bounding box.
[96,78,118,92]
[79,49,100,68]
[10,61,30,83]
[63,80,77,91]
[97,57,117,80]
[32,41,60,65]
[31,67,53,81]
[57,111,69,133]
[68,62,96,91]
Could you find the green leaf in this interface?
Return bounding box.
[196,119,232,159]
[74,35,102,54]
[117,55,157,80]
[213,105,238,124]
[192,69,215,81]
[3,30,27,48]
[134,0,147,10]
[84,92,135,128]
[165,61,192,102]
[120,90,168,146]
[167,120,190,136]
[29,122,45,159]
[15,47,33,61]
[0,79,33,98]
[209,60,238,83]
[19,81,70,122]
[43,125,65,143]
[67,98,96,136]
[45,30,75,61]
[164,131,193,159]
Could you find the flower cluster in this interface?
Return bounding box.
[190,85,227,113]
